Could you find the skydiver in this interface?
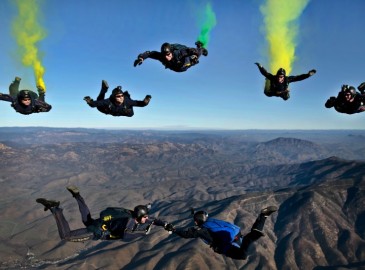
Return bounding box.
[133,41,208,72]
[83,80,151,117]
[254,63,316,100]
[325,84,365,114]
[164,206,278,260]
[0,77,52,114]
[36,186,170,242]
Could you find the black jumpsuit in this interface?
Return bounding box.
[49,193,166,242]
[137,44,205,72]
[257,65,311,100]
[174,214,269,260]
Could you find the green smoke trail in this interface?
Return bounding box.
[197,3,217,47]
[260,0,310,74]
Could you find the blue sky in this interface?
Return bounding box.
[0,0,364,129]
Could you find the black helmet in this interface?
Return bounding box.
[18,90,31,100]
[345,86,357,98]
[133,205,149,221]
[161,42,172,55]
[193,210,208,226]
[276,68,286,76]
[111,86,123,96]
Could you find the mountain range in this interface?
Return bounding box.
[0,128,364,269]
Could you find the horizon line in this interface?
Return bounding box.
[0,126,365,132]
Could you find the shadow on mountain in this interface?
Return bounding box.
[0,128,365,269]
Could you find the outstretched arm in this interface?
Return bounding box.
[254,63,274,80]
[84,97,111,108]
[289,69,316,83]
[173,226,214,244]
[34,100,52,112]
[174,226,201,238]
[126,95,151,107]
[0,93,14,102]
[134,51,162,66]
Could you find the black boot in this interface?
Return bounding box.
[101,80,109,93]
[358,82,365,95]
[37,86,46,102]
[260,206,278,217]
[66,185,80,197]
[36,198,60,211]
[195,41,208,56]
[9,77,21,97]
[195,41,204,48]
[201,48,208,56]
[249,206,278,236]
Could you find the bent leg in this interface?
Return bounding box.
[38,93,45,102]
[36,86,45,102]
[97,91,106,101]
[234,216,266,259]
[73,194,95,226]
[280,91,290,101]
[358,82,365,94]
[225,244,248,260]
[96,81,110,114]
[97,80,109,101]
[224,215,268,260]
[9,77,21,97]
[50,207,93,242]
[50,207,72,240]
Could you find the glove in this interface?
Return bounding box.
[308,69,316,76]
[143,95,152,105]
[190,55,199,65]
[83,96,93,104]
[255,62,262,68]
[164,223,175,232]
[134,58,143,67]
[325,97,336,108]
[143,95,152,104]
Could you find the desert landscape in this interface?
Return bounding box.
[0,127,364,269]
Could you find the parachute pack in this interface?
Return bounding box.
[202,218,241,244]
[170,43,188,51]
[98,207,134,239]
[99,207,132,222]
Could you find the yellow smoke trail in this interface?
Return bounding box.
[260,0,310,74]
[12,0,47,91]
